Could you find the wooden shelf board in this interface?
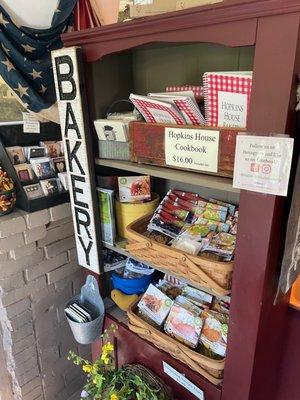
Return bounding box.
[95,158,239,194]
[103,239,225,297]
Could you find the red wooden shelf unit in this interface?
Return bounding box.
[62,1,300,399]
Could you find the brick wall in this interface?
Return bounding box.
[0,203,90,400]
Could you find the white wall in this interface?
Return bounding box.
[0,0,59,28]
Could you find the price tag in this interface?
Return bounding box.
[165,127,219,173]
[233,135,294,196]
[23,112,40,133]
[163,362,205,400]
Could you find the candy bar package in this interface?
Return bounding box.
[118,175,151,203]
[138,284,173,327]
[200,310,229,357]
[164,303,203,348]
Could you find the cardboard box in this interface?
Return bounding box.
[130,0,177,18]
[130,0,222,18]
[176,0,223,11]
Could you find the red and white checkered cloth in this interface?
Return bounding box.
[166,85,204,101]
[203,72,252,127]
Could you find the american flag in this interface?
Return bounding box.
[0,0,76,122]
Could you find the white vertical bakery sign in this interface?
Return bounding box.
[52,47,101,273]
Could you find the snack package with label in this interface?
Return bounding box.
[202,232,236,259]
[164,303,203,348]
[156,280,183,300]
[148,214,182,238]
[118,175,151,202]
[209,198,236,216]
[138,284,173,327]
[192,216,230,233]
[123,258,154,279]
[172,190,206,204]
[199,208,227,223]
[182,286,213,308]
[171,224,214,255]
[160,200,192,222]
[175,295,202,316]
[144,230,171,245]
[200,310,229,357]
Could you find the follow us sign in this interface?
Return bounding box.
[233,134,294,196]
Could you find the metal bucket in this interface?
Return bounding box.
[65,275,105,345]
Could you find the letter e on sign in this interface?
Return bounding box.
[51,47,101,274]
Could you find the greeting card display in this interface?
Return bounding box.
[203,71,253,128]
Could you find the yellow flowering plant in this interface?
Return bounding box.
[68,324,168,400]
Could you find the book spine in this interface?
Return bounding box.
[203,72,211,126]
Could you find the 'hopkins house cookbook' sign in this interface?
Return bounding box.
[52,47,101,274]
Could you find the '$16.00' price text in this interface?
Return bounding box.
[172,155,193,164]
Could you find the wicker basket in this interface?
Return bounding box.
[127,300,225,385]
[126,214,233,296]
[124,364,173,399]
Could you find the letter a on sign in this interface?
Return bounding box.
[51,47,102,274]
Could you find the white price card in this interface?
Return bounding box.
[233,135,294,196]
[163,362,205,400]
[165,127,219,173]
[22,112,40,133]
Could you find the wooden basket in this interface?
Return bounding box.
[126,214,233,296]
[127,300,225,385]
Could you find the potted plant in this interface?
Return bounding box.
[68,324,172,400]
[0,167,16,216]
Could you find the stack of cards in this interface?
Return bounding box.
[65,302,93,323]
[5,139,69,200]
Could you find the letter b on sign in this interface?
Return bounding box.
[55,55,77,101]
